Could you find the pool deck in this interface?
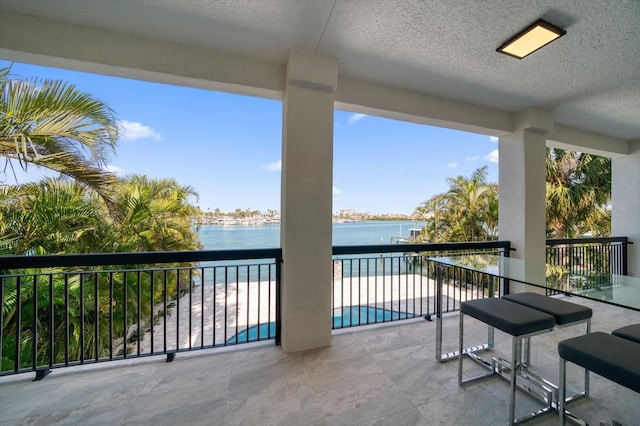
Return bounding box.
[2,296,640,425]
[139,275,441,351]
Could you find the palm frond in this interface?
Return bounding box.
[1,67,119,210]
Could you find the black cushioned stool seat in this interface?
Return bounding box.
[558,332,640,424]
[461,297,555,335]
[558,332,640,392]
[459,298,555,424]
[612,324,640,344]
[502,292,592,326]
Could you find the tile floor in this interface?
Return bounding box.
[2,296,639,425]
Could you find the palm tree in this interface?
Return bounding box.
[416,167,498,243]
[0,178,110,254]
[1,175,202,368]
[445,167,496,241]
[111,175,200,253]
[0,66,119,207]
[415,151,610,243]
[415,194,448,242]
[0,68,206,368]
[546,148,611,238]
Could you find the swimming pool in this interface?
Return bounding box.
[227,306,414,343]
[332,305,414,328]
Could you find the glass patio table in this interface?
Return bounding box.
[430,254,640,361]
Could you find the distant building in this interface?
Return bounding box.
[337,209,357,218]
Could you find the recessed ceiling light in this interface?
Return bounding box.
[497,19,566,59]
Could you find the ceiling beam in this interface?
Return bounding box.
[548,124,630,157]
[0,11,284,100]
[335,76,514,136]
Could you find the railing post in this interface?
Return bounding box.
[15,276,22,373]
[435,262,443,361]
[1,277,4,373]
[275,255,282,346]
[34,367,51,381]
[32,274,38,373]
[622,238,628,276]
[502,243,511,296]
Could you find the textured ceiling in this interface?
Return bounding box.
[1,0,639,140]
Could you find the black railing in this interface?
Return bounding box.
[331,241,511,330]
[0,249,282,377]
[546,237,630,290]
[2,237,630,377]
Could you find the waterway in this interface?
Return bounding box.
[195,220,423,284]
[197,220,422,249]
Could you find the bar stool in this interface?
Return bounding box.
[502,292,592,403]
[459,298,555,425]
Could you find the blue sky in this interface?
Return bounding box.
[1,60,498,215]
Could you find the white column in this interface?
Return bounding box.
[498,109,552,292]
[612,141,640,276]
[280,50,337,353]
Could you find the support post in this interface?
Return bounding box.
[612,142,640,277]
[498,109,552,293]
[280,50,337,352]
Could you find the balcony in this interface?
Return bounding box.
[1,2,639,422]
[1,239,638,424]
[1,296,639,425]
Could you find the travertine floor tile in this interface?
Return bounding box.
[2,296,639,425]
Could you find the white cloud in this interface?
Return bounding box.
[333,186,342,195]
[104,165,125,175]
[485,149,499,163]
[489,136,499,143]
[119,120,163,141]
[347,113,367,125]
[263,160,281,172]
[447,162,457,169]
[465,155,479,161]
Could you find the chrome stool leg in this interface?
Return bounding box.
[510,335,522,425]
[559,358,566,426]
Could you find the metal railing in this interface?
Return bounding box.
[0,249,282,377]
[546,237,629,275]
[331,241,511,330]
[546,237,630,291]
[1,237,630,377]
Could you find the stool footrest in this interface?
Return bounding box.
[439,343,492,362]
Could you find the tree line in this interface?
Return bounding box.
[1,66,200,369]
[414,152,611,243]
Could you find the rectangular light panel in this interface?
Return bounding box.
[498,19,566,59]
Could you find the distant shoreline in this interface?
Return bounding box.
[191,216,416,226]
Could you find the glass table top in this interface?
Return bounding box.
[430,254,640,311]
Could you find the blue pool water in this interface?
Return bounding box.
[227,306,414,343]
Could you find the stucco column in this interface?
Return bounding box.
[611,141,640,276]
[498,109,552,292]
[280,50,337,352]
